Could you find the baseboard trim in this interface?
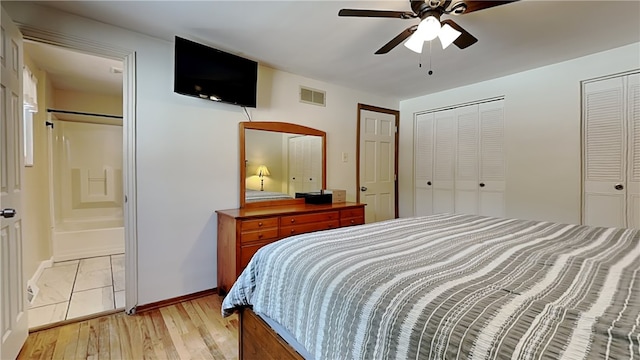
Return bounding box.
[135,288,218,314]
[27,257,53,303]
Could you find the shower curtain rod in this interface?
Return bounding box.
[47,108,123,119]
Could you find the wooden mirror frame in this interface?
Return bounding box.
[240,122,327,208]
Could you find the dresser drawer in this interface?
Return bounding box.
[340,217,364,227]
[280,220,339,237]
[340,208,364,219]
[241,217,279,231]
[281,211,339,226]
[240,228,280,244]
[240,242,271,271]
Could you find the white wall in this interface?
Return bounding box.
[399,43,640,224]
[54,89,122,117]
[4,3,399,305]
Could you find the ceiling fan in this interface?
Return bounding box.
[338,0,518,54]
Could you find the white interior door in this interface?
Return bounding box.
[455,105,479,215]
[359,108,397,223]
[0,7,28,359]
[583,76,627,228]
[626,73,640,229]
[478,100,506,217]
[433,109,455,214]
[414,113,434,216]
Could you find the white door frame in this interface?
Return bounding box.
[356,103,399,219]
[18,27,138,314]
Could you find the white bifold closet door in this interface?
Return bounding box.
[583,73,640,229]
[433,110,456,214]
[288,135,322,194]
[478,101,506,217]
[414,113,434,216]
[414,99,505,217]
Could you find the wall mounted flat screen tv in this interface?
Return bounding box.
[174,36,257,108]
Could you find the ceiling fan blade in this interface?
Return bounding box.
[375,26,417,55]
[457,1,519,14]
[441,19,477,49]
[338,9,416,19]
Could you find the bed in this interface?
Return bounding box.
[245,189,293,203]
[221,213,640,359]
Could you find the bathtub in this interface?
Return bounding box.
[52,219,124,261]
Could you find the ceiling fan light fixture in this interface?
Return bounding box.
[404,33,424,53]
[416,15,441,41]
[438,23,461,49]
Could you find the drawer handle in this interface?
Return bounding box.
[258,233,263,239]
[290,219,295,223]
[350,220,355,224]
[290,229,296,234]
[258,222,263,227]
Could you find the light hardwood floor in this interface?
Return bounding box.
[17,294,239,360]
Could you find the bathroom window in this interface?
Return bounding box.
[23,107,33,167]
[23,65,37,167]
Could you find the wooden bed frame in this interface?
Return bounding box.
[239,308,303,360]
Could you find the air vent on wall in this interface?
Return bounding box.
[300,86,326,107]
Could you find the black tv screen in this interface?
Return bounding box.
[174,36,257,108]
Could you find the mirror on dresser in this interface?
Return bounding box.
[240,122,327,208]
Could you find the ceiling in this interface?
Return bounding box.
[24,41,123,96]
[27,0,640,100]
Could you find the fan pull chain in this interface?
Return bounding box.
[428,41,433,76]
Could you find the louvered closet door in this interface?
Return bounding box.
[478,100,506,217]
[433,109,456,214]
[583,77,626,228]
[288,137,304,195]
[627,73,640,228]
[302,136,320,192]
[415,113,434,216]
[455,104,479,215]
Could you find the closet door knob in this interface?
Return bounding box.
[479,183,485,188]
[614,184,624,190]
[427,181,432,186]
[360,186,368,192]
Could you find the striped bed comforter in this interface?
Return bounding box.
[221,214,640,359]
[245,189,293,202]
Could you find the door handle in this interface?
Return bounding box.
[479,183,485,188]
[1,208,16,218]
[614,184,624,191]
[360,186,368,192]
[427,181,432,186]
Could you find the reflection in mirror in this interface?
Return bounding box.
[240,122,326,208]
[244,129,323,203]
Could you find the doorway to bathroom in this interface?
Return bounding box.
[23,41,126,328]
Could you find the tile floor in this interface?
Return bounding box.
[28,254,125,328]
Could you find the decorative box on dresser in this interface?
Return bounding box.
[216,202,365,295]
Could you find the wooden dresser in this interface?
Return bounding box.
[216,202,365,294]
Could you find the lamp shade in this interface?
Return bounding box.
[256,165,270,177]
[416,15,441,41]
[438,23,461,49]
[404,33,424,53]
